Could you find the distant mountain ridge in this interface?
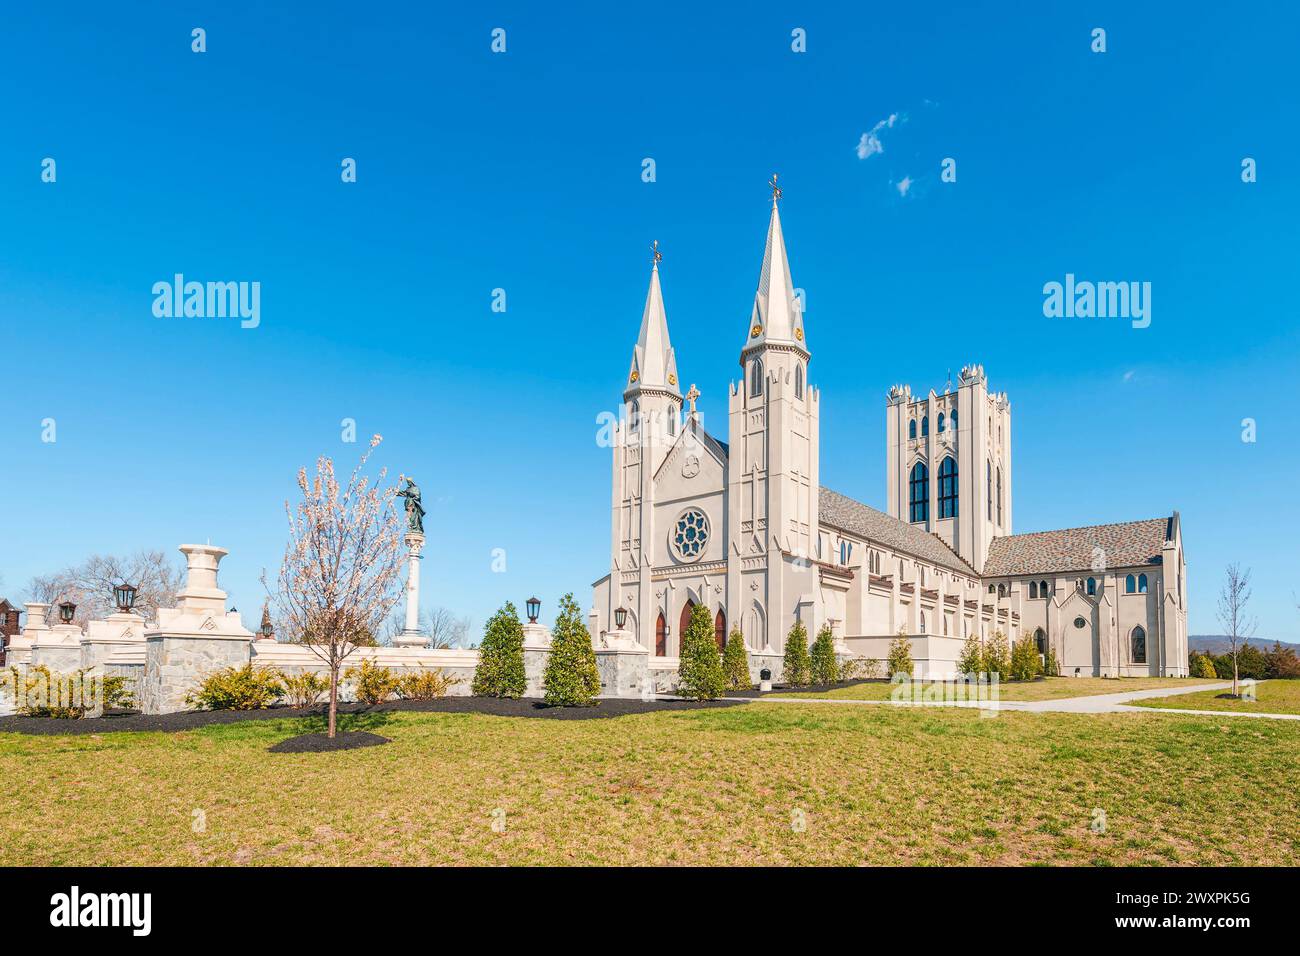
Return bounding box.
[1189,634,1299,655]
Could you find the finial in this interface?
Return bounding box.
[686,383,700,413]
[651,239,663,265]
[768,173,782,205]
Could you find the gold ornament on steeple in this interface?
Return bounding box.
[651,239,663,264]
[768,173,782,204]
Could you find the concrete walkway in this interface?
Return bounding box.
[761,681,1300,721]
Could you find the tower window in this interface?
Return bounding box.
[1086,577,1096,596]
[908,419,917,439]
[1138,573,1148,593]
[1125,574,1136,593]
[630,400,640,432]
[795,364,804,399]
[986,460,992,520]
[937,456,958,518]
[1029,581,1038,599]
[950,409,958,430]
[996,467,1003,525]
[1039,580,1049,597]
[937,412,946,434]
[750,359,764,397]
[1131,626,1147,664]
[908,461,929,523]
[921,415,929,437]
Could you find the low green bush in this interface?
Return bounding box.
[8,666,133,718]
[841,657,882,680]
[186,663,285,711]
[343,659,399,705]
[397,669,461,700]
[282,671,329,708]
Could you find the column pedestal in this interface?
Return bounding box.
[394,531,428,648]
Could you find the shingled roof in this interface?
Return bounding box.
[819,487,976,575]
[983,517,1172,577]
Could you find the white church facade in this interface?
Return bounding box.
[591,188,1189,679]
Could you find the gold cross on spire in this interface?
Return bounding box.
[686,383,700,412]
[768,173,782,204]
[651,239,663,264]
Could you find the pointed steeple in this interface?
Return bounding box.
[625,245,680,400]
[741,175,808,363]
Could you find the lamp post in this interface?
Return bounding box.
[526,596,541,624]
[113,583,138,614]
[57,601,76,625]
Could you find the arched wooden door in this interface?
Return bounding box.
[655,613,667,657]
[678,600,695,656]
[714,610,726,652]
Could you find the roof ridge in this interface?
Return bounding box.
[991,515,1171,541]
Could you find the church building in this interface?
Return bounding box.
[591,185,1188,679]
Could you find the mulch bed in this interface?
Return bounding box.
[0,695,744,736]
[725,678,880,699]
[268,731,390,753]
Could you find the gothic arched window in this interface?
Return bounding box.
[1029,581,1038,599]
[950,409,958,430]
[668,412,676,436]
[938,456,958,518]
[1131,626,1147,664]
[908,461,929,523]
[1138,573,1148,593]
[750,359,764,397]
[986,460,992,519]
[1086,577,1097,596]
[1039,580,1049,597]
[937,412,946,434]
[1125,574,1136,594]
[908,419,917,439]
[795,364,804,399]
[919,612,927,634]
[921,415,929,437]
[655,612,667,657]
[996,467,1003,525]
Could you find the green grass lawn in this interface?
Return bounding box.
[1,701,1295,866]
[1132,679,1300,716]
[774,676,1221,703]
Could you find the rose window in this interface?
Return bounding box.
[672,508,710,561]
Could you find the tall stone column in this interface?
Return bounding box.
[394,531,427,648]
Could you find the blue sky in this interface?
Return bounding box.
[2,2,1297,640]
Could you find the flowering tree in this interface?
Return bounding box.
[266,436,405,737]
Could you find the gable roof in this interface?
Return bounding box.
[983,517,1172,577]
[819,486,976,576]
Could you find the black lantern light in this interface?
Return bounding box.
[261,619,274,640]
[57,601,77,625]
[614,606,628,630]
[113,582,138,613]
[525,596,541,624]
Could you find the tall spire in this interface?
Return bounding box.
[625,243,680,399]
[741,175,807,363]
